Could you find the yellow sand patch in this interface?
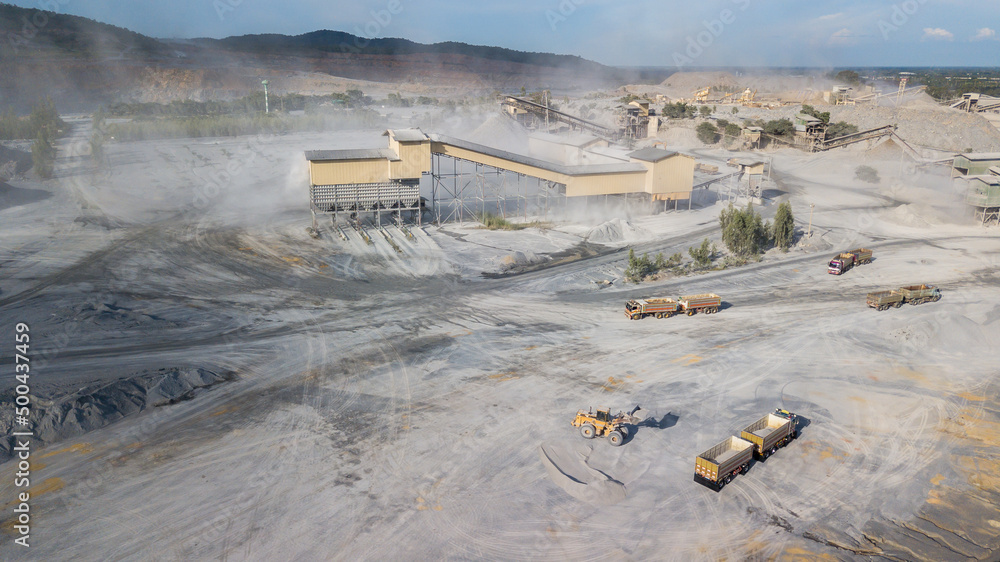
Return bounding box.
[601,376,628,392]
[931,474,946,486]
[524,346,537,351]
[238,247,253,251]
[281,256,303,264]
[29,462,45,472]
[38,443,93,459]
[29,478,63,497]
[671,354,703,366]
[318,264,329,269]
[210,405,238,417]
[488,371,520,382]
[779,547,840,561]
[938,409,1000,446]
[433,505,443,511]
[848,396,866,403]
[957,456,1000,493]
[957,392,986,402]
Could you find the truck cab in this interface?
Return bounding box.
[828,257,847,275]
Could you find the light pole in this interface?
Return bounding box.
[262,80,269,114]
[807,204,815,238]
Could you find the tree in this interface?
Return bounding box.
[720,203,768,258]
[731,107,739,114]
[31,130,55,179]
[855,165,880,184]
[724,123,742,139]
[763,118,795,137]
[835,70,862,85]
[699,105,713,117]
[827,121,859,139]
[696,122,719,144]
[773,201,795,251]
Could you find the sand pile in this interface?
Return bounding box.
[0,368,235,461]
[538,443,628,505]
[586,218,650,245]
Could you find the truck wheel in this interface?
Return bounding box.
[687,310,695,316]
[723,475,733,486]
[655,313,663,319]
[770,446,778,456]
[741,463,749,473]
[792,430,798,439]
[580,424,596,439]
[932,295,941,302]
[762,449,770,459]
[894,301,903,308]
[608,431,624,446]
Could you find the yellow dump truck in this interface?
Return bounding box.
[677,293,722,315]
[625,298,679,320]
[739,409,798,460]
[867,284,941,311]
[694,436,753,491]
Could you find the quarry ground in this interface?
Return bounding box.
[1,117,1000,561]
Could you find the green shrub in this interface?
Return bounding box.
[477,212,524,230]
[696,122,719,144]
[764,118,795,137]
[688,238,717,268]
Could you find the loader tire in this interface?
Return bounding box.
[580,424,596,439]
[608,431,624,446]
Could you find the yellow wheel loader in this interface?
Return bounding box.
[571,405,641,446]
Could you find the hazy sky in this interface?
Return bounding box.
[10,0,1000,67]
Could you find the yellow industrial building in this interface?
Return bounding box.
[306,128,696,224]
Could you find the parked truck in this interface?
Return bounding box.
[739,409,798,460]
[694,436,754,491]
[694,408,799,492]
[828,248,873,275]
[677,293,722,315]
[626,293,721,319]
[867,284,941,311]
[625,298,679,320]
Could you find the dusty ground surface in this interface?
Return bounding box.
[1,115,999,560]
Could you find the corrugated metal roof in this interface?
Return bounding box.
[428,133,645,176]
[628,147,679,162]
[960,152,1000,161]
[305,148,399,161]
[384,128,428,142]
[529,131,603,148]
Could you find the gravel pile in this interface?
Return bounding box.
[0,368,236,461]
[736,103,1000,153]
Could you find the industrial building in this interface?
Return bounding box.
[952,153,1000,225]
[306,129,696,226]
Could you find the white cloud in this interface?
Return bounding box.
[971,27,997,41]
[828,28,857,46]
[922,28,954,41]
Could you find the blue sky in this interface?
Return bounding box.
[11,0,1000,67]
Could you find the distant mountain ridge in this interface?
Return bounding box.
[198,30,611,74]
[0,3,641,110]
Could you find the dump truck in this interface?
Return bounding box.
[694,436,753,491]
[867,284,941,311]
[625,298,679,320]
[828,248,873,275]
[571,405,641,446]
[740,409,798,460]
[897,284,942,305]
[677,293,722,315]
